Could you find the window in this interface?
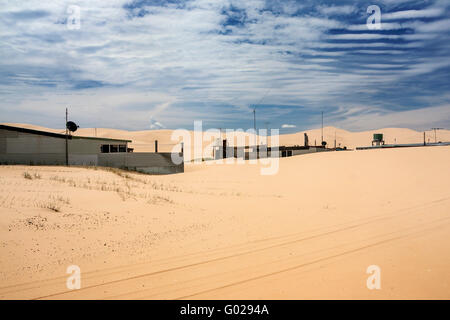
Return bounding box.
[101,145,110,153]
[101,144,126,153]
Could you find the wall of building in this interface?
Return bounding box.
[0,128,65,165]
[0,128,65,155]
[0,128,184,174]
[98,153,184,174]
[0,128,128,155]
[292,147,329,156]
[69,138,127,154]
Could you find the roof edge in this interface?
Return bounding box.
[0,124,132,142]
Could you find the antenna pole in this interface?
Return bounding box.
[253,107,257,145]
[321,111,324,144]
[431,128,443,143]
[65,108,69,166]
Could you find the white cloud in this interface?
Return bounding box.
[334,104,450,131]
[328,33,402,40]
[347,22,405,31]
[383,8,444,20]
[281,124,296,128]
[149,118,165,129]
[317,5,356,15]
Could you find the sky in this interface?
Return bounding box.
[1,0,449,133]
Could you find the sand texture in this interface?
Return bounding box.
[1,142,449,299]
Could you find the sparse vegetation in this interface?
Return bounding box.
[23,172,41,180]
[53,195,70,205]
[23,172,32,179]
[43,202,61,212]
[148,195,174,205]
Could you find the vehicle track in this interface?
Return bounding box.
[1,196,449,299]
[107,216,450,299]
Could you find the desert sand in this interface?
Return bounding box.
[1,140,450,299]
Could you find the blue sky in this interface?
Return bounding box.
[0,0,449,133]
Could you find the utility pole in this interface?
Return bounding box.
[253,107,257,146]
[321,111,324,144]
[431,128,443,143]
[65,107,69,166]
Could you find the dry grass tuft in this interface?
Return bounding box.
[23,172,41,180]
[42,202,61,212]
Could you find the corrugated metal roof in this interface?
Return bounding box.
[0,124,132,143]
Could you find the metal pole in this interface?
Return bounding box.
[431,128,443,143]
[253,107,256,146]
[321,111,323,144]
[253,108,256,132]
[65,108,68,166]
[155,140,158,153]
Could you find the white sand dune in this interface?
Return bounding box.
[0,144,449,299]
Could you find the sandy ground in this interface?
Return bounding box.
[0,145,449,299]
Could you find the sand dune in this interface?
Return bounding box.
[1,145,449,299]
[4,123,450,161]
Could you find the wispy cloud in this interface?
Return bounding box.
[317,5,356,16]
[0,0,449,131]
[149,118,165,129]
[383,8,444,20]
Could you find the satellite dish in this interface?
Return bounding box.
[66,121,79,132]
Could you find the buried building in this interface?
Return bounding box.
[0,124,183,174]
[213,142,330,160]
[213,132,330,160]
